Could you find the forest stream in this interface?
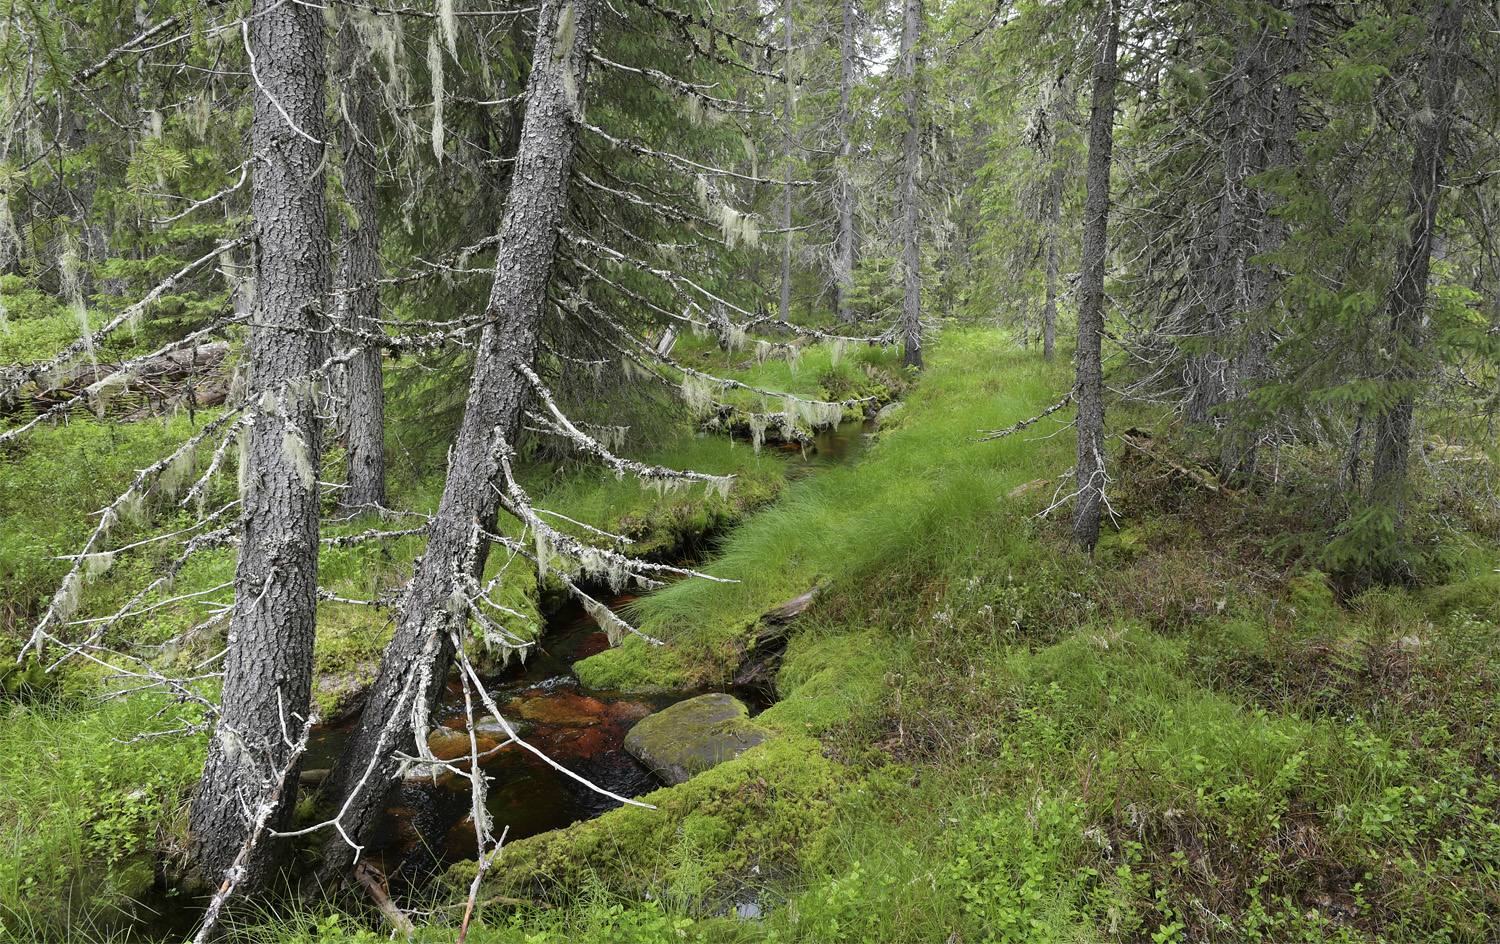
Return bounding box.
[302,422,871,890]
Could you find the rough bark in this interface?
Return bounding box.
[335,13,387,511]
[834,0,857,323]
[1222,0,1309,477]
[779,0,794,324]
[1194,0,1308,477]
[1371,0,1465,506]
[188,0,329,892]
[1072,0,1118,553]
[1042,72,1068,362]
[319,0,600,882]
[898,0,924,370]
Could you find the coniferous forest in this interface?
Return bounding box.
[2,0,1499,940]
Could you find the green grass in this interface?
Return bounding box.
[6,325,1500,941]
[0,694,204,939]
[633,328,1074,651]
[453,328,1500,943]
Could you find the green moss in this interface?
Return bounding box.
[1094,525,1145,564]
[624,694,770,783]
[451,736,843,899]
[758,629,892,735]
[573,635,689,692]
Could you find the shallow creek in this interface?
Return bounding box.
[305,422,871,886]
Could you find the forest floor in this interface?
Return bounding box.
[3,328,1500,942]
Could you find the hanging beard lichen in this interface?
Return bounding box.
[748,413,767,454]
[48,571,84,626]
[535,531,554,581]
[582,595,629,647]
[681,373,717,415]
[785,344,802,373]
[705,475,732,501]
[120,489,145,524]
[830,337,849,367]
[576,546,631,593]
[713,204,760,250]
[159,442,200,496]
[60,239,96,370]
[427,34,445,162]
[281,425,315,490]
[84,551,115,581]
[86,370,133,417]
[439,0,458,55]
[187,93,212,139]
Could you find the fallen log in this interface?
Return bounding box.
[2,341,233,420]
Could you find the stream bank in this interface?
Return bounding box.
[302,422,873,890]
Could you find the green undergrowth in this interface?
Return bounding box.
[0,692,204,938]
[422,328,1500,943]
[615,327,1076,673]
[528,431,789,562]
[5,324,1498,941]
[0,329,881,937]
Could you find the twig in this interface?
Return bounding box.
[971,387,1077,442]
[355,862,416,938]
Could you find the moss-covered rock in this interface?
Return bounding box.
[623,693,769,785]
[446,736,842,899]
[573,635,690,692]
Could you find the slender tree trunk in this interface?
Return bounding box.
[898,0,924,369]
[834,0,857,323]
[335,14,387,511]
[1371,0,1465,506]
[1072,0,1118,553]
[780,0,794,325]
[1042,72,1067,362]
[188,0,329,891]
[1185,28,1254,429]
[1218,0,1308,478]
[319,0,600,882]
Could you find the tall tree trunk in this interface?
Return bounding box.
[1371,0,1465,507]
[335,13,387,511]
[780,0,794,325]
[898,0,924,370]
[1185,22,1255,429]
[319,0,600,882]
[1072,0,1118,553]
[1217,0,1308,478]
[188,0,330,891]
[1042,72,1067,362]
[834,0,857,323]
